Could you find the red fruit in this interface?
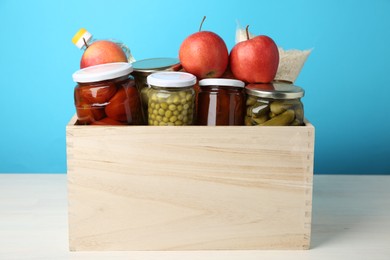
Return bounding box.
[105,82,141,124]
[179,17,228,79]
[230,26,279,83]
[75,83,117,104]
[76,103,105,124]
[80,40,127,69]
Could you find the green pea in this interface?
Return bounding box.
[158,108,165,116]
[169,104,176,111]
[165,110,172,117]
[175,120,183,126]
[173,95,180,104]
[160,102,168,110]
[179,91,186,98]
[170,116,177,123]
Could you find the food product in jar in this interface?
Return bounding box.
[197,78,245,125]
[245,83,305,126]
[146,72,196,126]
[72,62,142,125]
[132,58,181,122]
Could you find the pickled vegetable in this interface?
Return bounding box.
[245,98,304,126]
[260,109,295,126]
[148,89,194,126]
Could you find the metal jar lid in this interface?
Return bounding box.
[245,82,305,99]
[132,58,180,74]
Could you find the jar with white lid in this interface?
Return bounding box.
[132,58,181,122]
[72,62,142,125]
[197,78,245,125]
[146,72,196,126]
[245,83,305,126]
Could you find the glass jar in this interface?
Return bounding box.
[245,83,305,126]
[132,58,181,123]
[197,78,245,125]
[72,62,142,125]
[146,72,196,126]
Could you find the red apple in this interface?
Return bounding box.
[179,17,228,79]
[230,26,279,83]
[80,40,127,69]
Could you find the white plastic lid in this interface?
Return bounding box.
[147,72,196,88]
[72,62,133,83]
[199,78,245,88]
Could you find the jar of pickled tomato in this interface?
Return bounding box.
[72,62,142,125]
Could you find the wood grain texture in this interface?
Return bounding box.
[66,115,314,250]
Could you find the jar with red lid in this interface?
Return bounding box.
[72,62,142,125]
[197,78,245,125]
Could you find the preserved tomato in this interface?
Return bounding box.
[72,62,142,125]
[105,80,142,123]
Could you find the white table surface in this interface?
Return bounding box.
[0,174,389,260]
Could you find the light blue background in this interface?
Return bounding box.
[0,0,389,174]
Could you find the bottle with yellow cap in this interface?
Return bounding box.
[72,28,135,63]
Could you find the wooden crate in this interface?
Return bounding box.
[66,115,315,251]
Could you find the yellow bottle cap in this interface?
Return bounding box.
[72,28,92,49]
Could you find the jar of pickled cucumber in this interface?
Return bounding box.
[245,83,305,126]
[132,58,181,123]
[146,72,196,126]
[197,78,245,125]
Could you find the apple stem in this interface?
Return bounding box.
[199,16,206,32]
[83,37,89,49]
[245,25,250,40]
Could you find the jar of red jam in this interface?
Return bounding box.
[72,62,142,125]
[197,78,245,125]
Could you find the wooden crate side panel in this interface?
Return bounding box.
[67,125,314,250]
